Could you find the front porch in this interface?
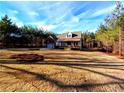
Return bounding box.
[56,41,81,49]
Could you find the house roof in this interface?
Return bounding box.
[46,35,57,43]
[57,31,82,42]
[57,38,81,42]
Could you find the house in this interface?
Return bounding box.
[56,31,82,50]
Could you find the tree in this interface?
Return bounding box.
[82,31,95,48]
[0,15,18,46]
[0,15,57,48]
[95,1,124,53]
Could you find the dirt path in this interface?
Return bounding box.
[0,50,124,92]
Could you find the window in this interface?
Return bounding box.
[67,42,71,45]
[67,32,72,38]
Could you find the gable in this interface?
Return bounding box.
[58,31,82,39]
[66,32,72,38]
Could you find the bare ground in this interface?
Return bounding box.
[0,49,124,92]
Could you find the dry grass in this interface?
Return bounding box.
[0,49,124,92]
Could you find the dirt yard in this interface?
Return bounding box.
[0,49,124,92]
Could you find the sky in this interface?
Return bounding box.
[0,1,121,33]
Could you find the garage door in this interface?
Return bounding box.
[47,43,55,49]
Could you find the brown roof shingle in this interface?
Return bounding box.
[58,31,82,38]
[57,31,82,42]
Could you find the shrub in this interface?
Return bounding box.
[10,54,44,62]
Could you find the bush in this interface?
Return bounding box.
[64,47,71,50]
[10,54,44,62]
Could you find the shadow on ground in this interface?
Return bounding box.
[1,64,124,90]
[0,51,124,91]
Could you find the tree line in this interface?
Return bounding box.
[95,1,124,54]
[0,15,56,48]
[0,1,124,54]
[82,2,124,55]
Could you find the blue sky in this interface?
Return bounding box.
[0,1,121,33]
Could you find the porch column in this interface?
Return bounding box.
[79,39,82,50]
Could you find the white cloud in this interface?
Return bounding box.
[28,11,39,17]
[29,21,56,31]
[41,25,56,31]
[0,9,24,27]
[10,16,18,21]
[87,29,97,33]
[10,2,39,21]
[8,9,19,14]
[16,22,24,27]
[71,16,79,23]
[38,2,73,23]
[10,16,24,27]
[91,5,116,17]
[1,2,118,34]
[78,9,92,18]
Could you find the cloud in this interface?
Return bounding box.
[8,9,19,14]
[9,16,24,27]
[28,11,39,17]
[0,1,118,33]
[91,5,116,18]
[16,21,24,27]
[29,21,56,31]
[0,9,19,17]
[8,2,40,21]
[41,25,56,31]
[71,16,79,23]
[6,9,24,27]
[0,8,24,27]
[38,2,74,23]
[77,9,92,19]
[87,29,97,33]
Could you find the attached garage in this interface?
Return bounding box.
[47,43,55,49]
[46,36,56,49]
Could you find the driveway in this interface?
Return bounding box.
[0,50,124,92]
